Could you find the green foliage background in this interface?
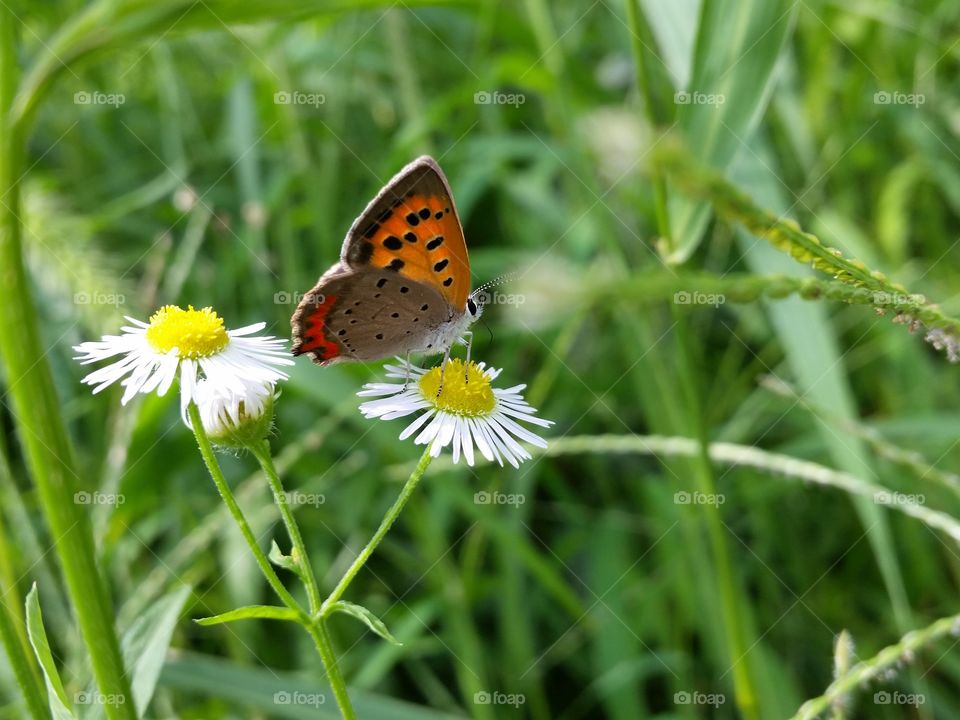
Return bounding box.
[1,0,960,718]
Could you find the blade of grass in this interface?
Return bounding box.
[638,0,798,262]
[0,11,134,719]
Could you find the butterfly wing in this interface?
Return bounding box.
[292,156,472,365]
[291,267,452,364]
[341,156,471,310]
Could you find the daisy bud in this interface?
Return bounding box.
[187,380,275,449]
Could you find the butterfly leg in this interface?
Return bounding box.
[463,332,473,382]
[403,351,411,388]
[437,347,451,397]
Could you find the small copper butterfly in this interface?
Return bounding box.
[291,156,484,366]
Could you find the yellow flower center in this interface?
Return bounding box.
[418,359,495,416]
[145,305,229,358]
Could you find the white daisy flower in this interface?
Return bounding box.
[73,305,293,416]
[358,358,553,468]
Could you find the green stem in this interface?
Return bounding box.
[189,406,359,719]
[0,10,134,719]
[321,446,433,613]
[186,403,304,617]
[307,622,357,720]
[250,441,322,614]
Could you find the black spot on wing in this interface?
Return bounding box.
[433,259,449,272]
[426,236,443,250]
[387,259,405,271]
[383,236,402,250]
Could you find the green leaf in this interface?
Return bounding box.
[642,0,797,262]
[327,601,402,646]
[25,583,76,720]
[121,585,191,718]
[195,605,301,627]
[79,585,193,720]
[269,540,305,581]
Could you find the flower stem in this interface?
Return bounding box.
[189,407,358,720]
[307,621,358,720]
[186,403,304,617]
[251,441,322,614]
[321,446,433,614]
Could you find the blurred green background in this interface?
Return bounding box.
[2,0,960,718]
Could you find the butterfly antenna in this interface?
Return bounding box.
[471,271,522,298]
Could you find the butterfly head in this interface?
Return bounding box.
[466,290,486,321]
[466,272,519,322]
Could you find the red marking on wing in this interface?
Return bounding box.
[294,293,341,361]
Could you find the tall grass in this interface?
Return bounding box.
[0,1,959,718]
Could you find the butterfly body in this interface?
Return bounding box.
[292,156,481,365]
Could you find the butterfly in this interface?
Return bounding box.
[291,156,484,369]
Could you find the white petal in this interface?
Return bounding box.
[491,411,549,448]
[414,411,446,446]
[468,417,495,463]
[434,414,457,450]
[228,322,267,336]
[451,418,462,464]
[399,409,435,440]
[180,359,197,418]
[460,417,474,466]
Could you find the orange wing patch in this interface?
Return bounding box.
[347,193,470,309]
